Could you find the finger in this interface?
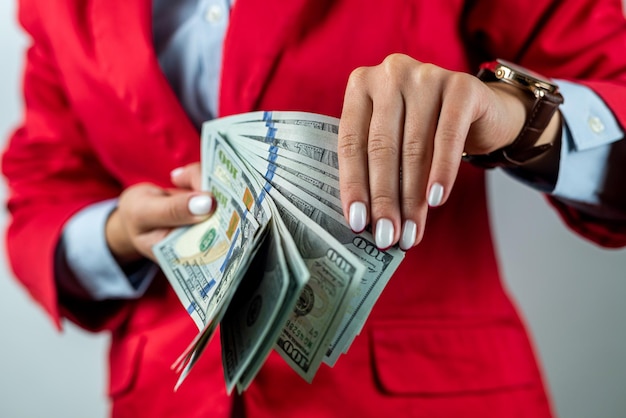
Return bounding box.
[366,76,405,250]
[170,162,203,191]
[428,74,477,208]
[338,67,373,233]
[399,70,441,250]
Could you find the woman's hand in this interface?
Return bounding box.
[105,162,216,263]
[338,54,551,251]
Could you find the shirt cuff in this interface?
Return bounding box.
[60,199,157,300]
[552,79,624,204]
[505,79,624,203]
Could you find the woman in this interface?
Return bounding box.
[3,0,626,417]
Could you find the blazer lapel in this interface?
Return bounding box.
[89,0,197,140]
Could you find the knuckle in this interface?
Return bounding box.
[412,62,439,84]
[346,66,370,91]
[380,54,412,85]
[382,53,405,72]
[368,133,398,162]
[446,72,481,102]
[447,71,472,87]
[437,123,466,146]
[402,138,430,166]
[370,192,396,212]
[337,132,364,160]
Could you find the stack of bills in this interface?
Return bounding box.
[153,111,405,394]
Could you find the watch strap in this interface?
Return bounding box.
[463,65,564,168]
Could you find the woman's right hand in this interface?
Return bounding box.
[105,163,216,264]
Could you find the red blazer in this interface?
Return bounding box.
[4,0,626,417]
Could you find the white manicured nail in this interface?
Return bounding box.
[170,167,185,179]
[375,218,394,249]
[399,220,417,251]
[428,182,444,207]
[188,195,213,216]
[349,202,367,232]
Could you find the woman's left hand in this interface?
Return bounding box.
[338,54,532,250]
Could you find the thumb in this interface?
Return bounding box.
[167,192,216,226]
[138,191,216,229]
[187,193,216,217]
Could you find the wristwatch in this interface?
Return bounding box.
[463,59,564,168]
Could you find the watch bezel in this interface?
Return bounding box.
[481,59,559,97]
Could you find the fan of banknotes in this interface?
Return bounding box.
[153,111,405,394]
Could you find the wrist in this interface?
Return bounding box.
[464,59,564,168]
[489,81,562,155]
[487,82,532,150]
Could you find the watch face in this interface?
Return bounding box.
[494,59,559,94]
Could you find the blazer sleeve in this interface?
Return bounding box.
[2,3,131,331]
[465,0,626,247]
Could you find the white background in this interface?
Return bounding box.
[1,2,626,417]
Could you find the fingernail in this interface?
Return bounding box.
[428,182,444,207]
[188,195,213,216]
[349,202,367,232]
[170,167,184,179]
[399,220,417,251]
[375,218,394,249]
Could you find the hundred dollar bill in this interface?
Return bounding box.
[225,156,312,392]
[283,182,402,364]
[165,176,271,389]
[222,213,311,393]
[235,198,311,392]
[153,176,267,330]
[266,187,365,382]
[221,218,291,394]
